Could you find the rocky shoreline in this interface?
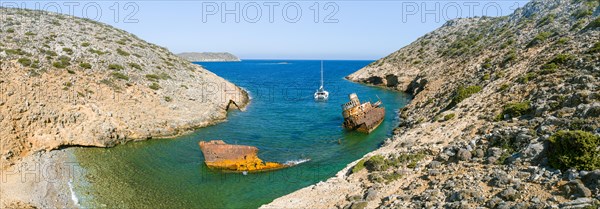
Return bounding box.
[0,149,77,208]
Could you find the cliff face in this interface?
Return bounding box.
[0,9,248,167]
[176,52,240,62]
[265,0,600,208]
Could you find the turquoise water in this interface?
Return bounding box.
[74,60,410,208]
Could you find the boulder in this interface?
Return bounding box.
[456,149,472,161]
[364,187,378,201]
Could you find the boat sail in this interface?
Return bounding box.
[314,60,329,101]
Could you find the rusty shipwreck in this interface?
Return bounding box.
[198,140,287,172]
[341,93,385,133]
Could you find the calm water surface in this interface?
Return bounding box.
[74,60,410,208]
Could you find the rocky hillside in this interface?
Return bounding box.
[176,52,240,62]
[265,0,600,208]
[0,9,248,167]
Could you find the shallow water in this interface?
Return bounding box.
[73,60,410,208]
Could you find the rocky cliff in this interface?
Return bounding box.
[176,52,240,62]
[264,0,600,208]
[0,8,248,167]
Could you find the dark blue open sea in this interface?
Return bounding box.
[73,60,410,208]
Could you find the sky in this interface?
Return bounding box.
[9,0,529,60]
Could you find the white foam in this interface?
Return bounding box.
[284,158,311,166]
[68,180,80,207]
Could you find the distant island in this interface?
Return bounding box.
[176,52,241,62]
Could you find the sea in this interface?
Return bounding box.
[72,60,411,208]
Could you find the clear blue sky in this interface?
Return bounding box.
[15,0,528,59]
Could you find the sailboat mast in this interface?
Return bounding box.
[320,60,324,87]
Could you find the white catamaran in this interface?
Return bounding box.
[314,60,329,101]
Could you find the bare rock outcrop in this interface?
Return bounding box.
[0,8,249,168]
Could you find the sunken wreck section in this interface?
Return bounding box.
[198,140,286,172]
[341,93,385,133]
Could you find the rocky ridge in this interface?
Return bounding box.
[176,52,240,62]
[0,8,248,170]
[264,0,600,208]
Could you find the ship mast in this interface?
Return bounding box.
[320,60,324,88]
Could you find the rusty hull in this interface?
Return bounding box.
[198,140,287,172]
[341,93,385,133]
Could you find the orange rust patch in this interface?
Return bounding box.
[199,140,286,172]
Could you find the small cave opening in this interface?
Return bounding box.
[385,74,399,87]
[366,76,384,85]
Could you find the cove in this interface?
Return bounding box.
[73,60,411,208]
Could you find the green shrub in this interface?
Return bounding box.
[81,42,91,47]
[449,85,482,107]
[62,48,73,55]
[18,58,32,66]
[585,16,600,29]
[528,32,552,47]
[540,63,558,74]
[58,55,70,63]
[53,62,67,68]
[25,31,36,36]
[500,38,515,49]
[557,37,569,45]
[549,54,575,65]
[499,84,510,91]
[116,48,130,56]
[149,82,161,90]
[111,72,129,80]
[381,172,403,183]
[444,113,456,121]
[157,72,171,80]
[6,28,14,33]
[572,19,586,31]
[537,54,574,75]
[573,8,592,19]
[548,130,600,171]
[352,159,366,173]
[52,56,71,69]
[164,96,172,102]
[482,73,490,80]
[45,50,58,57]
[364,155,387,171]
[108,64,124,70]
[67,69,75,74]
[502,101,532,118]
[494,113,505,122]
[79,63,92,69]
[537,14,555,26]
[100,79,122,91]
[482,62,492,70]
[589,42,600,54]
[146,74,160,81]
[145,73,171,81]
[5,48,26,55]
[30,60,40,69]
[116,40,127,45]
[502,50,517,66]
[128,62,142,70]
[518,72,537,83]
[88,48,106,55]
